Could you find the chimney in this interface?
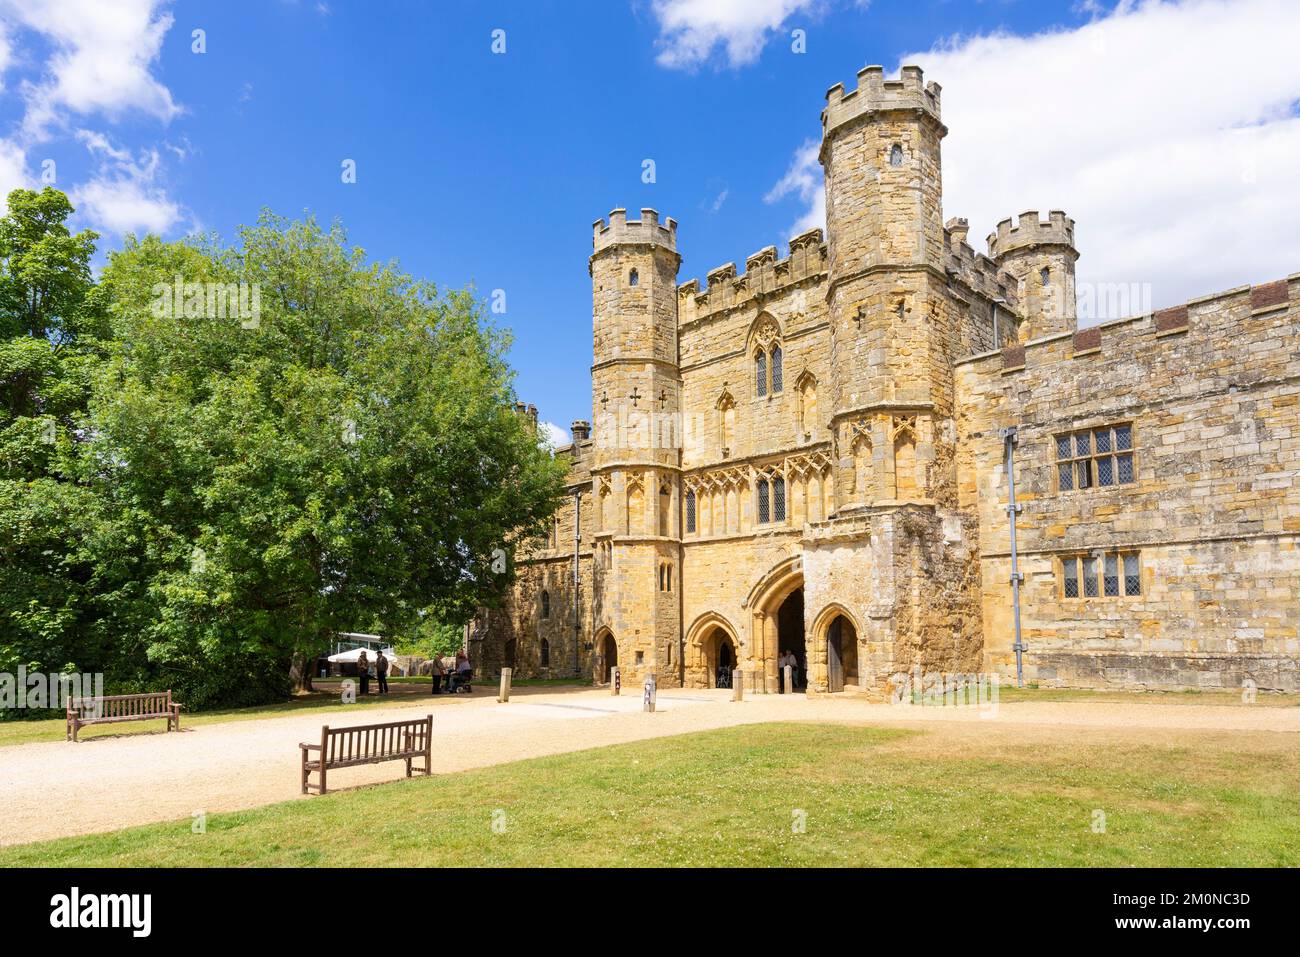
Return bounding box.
[571,420,591,442]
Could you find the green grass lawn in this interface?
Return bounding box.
[5,721,1296,867]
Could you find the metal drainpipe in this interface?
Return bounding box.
[573,488,581,679]
[1001,426,1026,687]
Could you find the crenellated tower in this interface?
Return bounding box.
[820,64,951,508]
[987,210,1079,341]
[589,208,684,685]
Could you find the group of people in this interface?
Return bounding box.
[430,652,472,694]
[354,649,390,696]
[351,648,472,696]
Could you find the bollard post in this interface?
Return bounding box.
[643,673,657,713]
[498,667,512,703]
[731,668,744,702]
[783,664,793,695]
[611,667,621,695]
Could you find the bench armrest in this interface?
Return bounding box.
[300,742,321,751]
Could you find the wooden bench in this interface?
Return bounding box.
[66,691,182,742]
[300,714,433,795]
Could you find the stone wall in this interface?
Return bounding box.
[956,276,1300,690]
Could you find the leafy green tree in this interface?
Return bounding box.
[90,213,566,707]
[394,615,464,662]
[0,188,126,697]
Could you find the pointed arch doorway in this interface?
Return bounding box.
[595,629,618,684]
[747,557,805,693]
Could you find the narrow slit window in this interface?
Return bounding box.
[685,490,696,534]
[772,476,786,522]
[757,478,770,524]
[889,144,903,167]
[629,268,639,286]
[755,351,767,397]
[770,346,783,393]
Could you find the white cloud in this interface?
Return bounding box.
[2,0,180,141]
[770,0,1300,314]
[650,0,823,69]
[539,420,570,450]
[764,139,823,236]
[71,132,182,235]
[0,139,26,198]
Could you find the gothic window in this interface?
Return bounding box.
[1040,266,1050,286]
[1056,424,1135,493]
[685,489,697,534]
[770,345,783,393]
[772,476,786,522]
[540,639,550,667]
[889,143,903,167]
[541,590,550,619]
[757,478,770,524]
[629,268,639,286]
[755,350,767,397]
[1061,552,1142,599]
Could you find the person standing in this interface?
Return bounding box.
[357,650,370,697]
[376,650,389,695]
[430,655,445,695]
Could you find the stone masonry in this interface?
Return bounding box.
[476,64,1299,694]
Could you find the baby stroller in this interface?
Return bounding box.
[448,669,474,694]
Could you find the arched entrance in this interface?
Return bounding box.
[684,613,742,689]
[776,588,806,691]
[825,615,858,692]
[747,556,805,693]
[703,626,738,688]
[596,630,618,684]
[809,605,862,693]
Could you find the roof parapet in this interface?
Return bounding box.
[822,64,944,141]
[987,210,1076,260]
[592,207,678,254]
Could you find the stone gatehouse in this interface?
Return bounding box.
[471,64,1298,695]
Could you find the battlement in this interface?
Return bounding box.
[987,210,1076,260]
[944,219,1018,306]
[592,207,678,254]
[822,64,943,140]
[678,229,827,324]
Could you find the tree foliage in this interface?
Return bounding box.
[1,196,567,712]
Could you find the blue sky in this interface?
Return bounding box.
[2,0,1298,440]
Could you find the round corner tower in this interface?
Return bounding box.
[987,210,1079,341]
[588,207,683,686]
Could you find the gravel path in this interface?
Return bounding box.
[3,685,1297,846]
